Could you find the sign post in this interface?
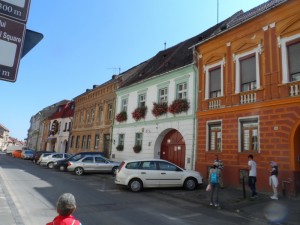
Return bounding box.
[0,0,31,82]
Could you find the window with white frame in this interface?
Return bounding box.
[64,122,67,132]
[135,133,143,146]
[239,117,259,152]
[121,98,128,112]
[107,104,113,120]
[240,54,256,91]
[235,48,260,93]
[208,122,222,151]
[70,136,74,148]
[158,87,168,103]
[209,66,222,98]
[86,111,90,124]
[177,82,187,99]
[281,34,300,83]
[80,112,83,124]
[87,135,91,149]
[138,94,146,107]
[82,135,86,149]
[98,106,103,122]
[118,134,124,146]
[287,39,300,82]
[94,134,99,149]
[91,109,95,122]
[75,136,80,148]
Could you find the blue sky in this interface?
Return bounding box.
[0,0,267,141]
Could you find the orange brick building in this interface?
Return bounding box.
[194,0,300,195]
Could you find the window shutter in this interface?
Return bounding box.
[240,56,256,84]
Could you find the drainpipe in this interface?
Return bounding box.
[191,47,199,170]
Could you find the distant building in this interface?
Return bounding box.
[46,101,75,152]
[27,100,69,150]
[69,65,145,157]
[0,123,9,151]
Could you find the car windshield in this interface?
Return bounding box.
[25,150,33,154]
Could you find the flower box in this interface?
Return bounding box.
[151,102,168,117]
[132,106,147,121]
[133,144,142,153]
[116,144,124,151]
[116,111,127,122]
[168,99,190,114]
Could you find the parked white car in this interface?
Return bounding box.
[39,153,72,168]
[115,159,203,192]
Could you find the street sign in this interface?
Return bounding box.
[0,15,25,82]
[21,29,43,58]
[0,0,31,22]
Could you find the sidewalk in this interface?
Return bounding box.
[0,173,24,225]
[157,186,300,225]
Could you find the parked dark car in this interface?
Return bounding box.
[53,151,105,171]
[32,150,55,164]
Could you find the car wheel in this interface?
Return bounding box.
[59,165,66,171]
[184,178,197,191]
[74,167,84,176]
[129,179,143,192]
[47,162,54,169]
[111,166,118,175]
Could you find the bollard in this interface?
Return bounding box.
[242,176,246,199]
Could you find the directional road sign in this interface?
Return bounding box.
[0,0,31,22]
[0,15,25,82]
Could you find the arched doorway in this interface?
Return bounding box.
[160,129,186,168]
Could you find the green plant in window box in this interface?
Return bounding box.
[133,144,142,153]
[116,144,124,151]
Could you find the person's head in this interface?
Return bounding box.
[248,154,253,160]
[56,193,77,216]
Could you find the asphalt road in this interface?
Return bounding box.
[0,154,269,225]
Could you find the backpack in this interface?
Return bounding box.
[210,169,219,184]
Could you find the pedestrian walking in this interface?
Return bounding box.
[248,154,257,198]
[46,193,82,225]
[208,161,223,207]
[214,154,224,188]
[269,161,279,200]
[214,154,224,170]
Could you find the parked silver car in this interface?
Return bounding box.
[39,153,72,168]
[67,155,120,176]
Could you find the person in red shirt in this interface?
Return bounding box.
[47,193,82,225]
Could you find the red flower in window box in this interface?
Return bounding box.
[151,102,168,117]
[116,111,127,122]
[132,106,147,121]
[116,144,124,151]
[133,144,142,153]
[168,99,190,114]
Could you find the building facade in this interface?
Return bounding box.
[195,0,300,195]
[0,123,9,151]
[27,100,69,150]
[46,101,74,152]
